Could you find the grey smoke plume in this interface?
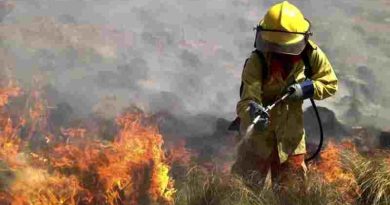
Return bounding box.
[0,0,389,128]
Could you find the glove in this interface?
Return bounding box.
[287,80,314,100]
[248,101,270,131]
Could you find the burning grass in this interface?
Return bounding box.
[173,165,348,205]
[0,84,175,204]
[0,82,389,205]
[174,141,390,205]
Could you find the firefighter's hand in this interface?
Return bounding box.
[248,101,270,131]
[287,80,314,100]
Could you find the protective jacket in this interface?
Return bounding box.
[236,40,338,163]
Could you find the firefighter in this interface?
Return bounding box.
[231,1,338,187]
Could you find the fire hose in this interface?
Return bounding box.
[238,91,323,163]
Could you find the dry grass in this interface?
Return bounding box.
[174,167,346,205]
[342,150,390,205]
[174,149,390,205]
[174,166,276,205]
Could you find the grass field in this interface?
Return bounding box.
[0,85,389,205]
[174,142,390,205]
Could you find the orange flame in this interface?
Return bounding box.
[0,85,23,168]
[47,114,176,204]
[0,83,175,204]
[313,140,360,203]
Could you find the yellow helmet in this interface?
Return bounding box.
[255,1,312,55]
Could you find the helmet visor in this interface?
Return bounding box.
[255,30,308,55]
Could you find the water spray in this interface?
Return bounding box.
[235,90,323,162]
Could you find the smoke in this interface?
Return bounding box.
[0,0,389,128]
[294,0,390,127]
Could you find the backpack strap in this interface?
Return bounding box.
[239,50,268,97]
[301,45,314,79]
[301,46,313,79]
[253,50,269,82]
[239,58,249,97]
[252,49,268,81]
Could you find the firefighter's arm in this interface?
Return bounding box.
[236,52,263,128]
[309,45,338,100]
